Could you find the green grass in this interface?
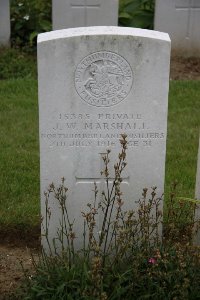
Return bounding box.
[0,47,37,80]
[165,81,200,198]
[0,76,199,229]
[0,78,39,228]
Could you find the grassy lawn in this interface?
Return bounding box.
[0,78,199,229]
[0,78,39,228]
[165,81,200,197]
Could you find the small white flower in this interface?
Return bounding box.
[18,2,23,6]
[23,15,29,21]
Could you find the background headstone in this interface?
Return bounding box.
[194,134,200,244]
[38,26,171,251]
[0,0,10,46]
[52,0,119,29]
[195,135,200,199]
[154,0,200,57]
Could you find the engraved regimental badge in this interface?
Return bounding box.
[75,51,133,107]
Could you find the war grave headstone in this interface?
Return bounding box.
[38,26,171,251]
[0,0,10,46]
[52,0,119,30]
[154,0,200,57]
[196,135,200,200]
[194,134,200,243]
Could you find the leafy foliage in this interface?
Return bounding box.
[119,0,155,29]
[22,245,200,300]
[10,0,51,50]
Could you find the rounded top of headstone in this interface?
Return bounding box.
[37,26,171,44]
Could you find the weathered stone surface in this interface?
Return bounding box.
[154,0,200,57]
[194,134,200,244]
[0,0,10,46]
[52,0,119,29]
[196,135,200,200]
[38,26,171,251]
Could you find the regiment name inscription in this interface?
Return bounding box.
[41,112,165,148]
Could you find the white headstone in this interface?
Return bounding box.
[38,26,171,251]
[194,134,200,244]
[154,0,200,57]
[52,0,119,29]
[195,135,200,200]
[0,0,10,46]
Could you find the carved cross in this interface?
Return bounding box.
[76,152,129,184]
[70,0,100,26]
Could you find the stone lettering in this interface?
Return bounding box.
[38,27,170,252]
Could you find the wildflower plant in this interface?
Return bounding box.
[42,178,76,264]
[164,181,200,244]
[23,135,200,300]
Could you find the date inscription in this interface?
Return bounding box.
[41,113,165,148]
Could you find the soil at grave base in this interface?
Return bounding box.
[170,56,200,80]
[0,226,40,300]
[0,55,200,299]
